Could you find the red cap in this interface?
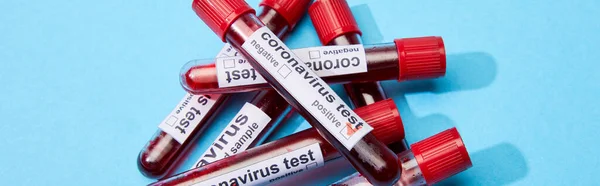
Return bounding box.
[260,0,312,29]
[192,0,256,42]
[395,36,446,81]
[354,99,404,145]
[308,0,362,45]
[410,128,472,184]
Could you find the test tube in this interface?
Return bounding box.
[137,0,311,178]
[190,90,291,168]
[192,0,402,185]
[149,99,405,186]
[308,0,414,153]
[331,128,472,186]
[181,36,446,94]
[189,0,445,170]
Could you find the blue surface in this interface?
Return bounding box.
[1,0,599,185]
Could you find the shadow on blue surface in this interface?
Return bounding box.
[386,52,498,95]
[351,2,500,143]
[382,52,497,140]
[438,142,529,186]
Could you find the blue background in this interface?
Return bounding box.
[1,0,599,185]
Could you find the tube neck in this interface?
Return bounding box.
[326,33,363,46]
[225,13,266,48]
[257,6,291,39]
[396,151,426,186]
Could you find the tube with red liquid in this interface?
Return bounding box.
[191,90,291,168]
[307,0,416,154]
[181,36,446,94]
[267,2,418,184]
[149,99,405,186]
[188,0,446,173]
[192,0,405,184]
[137,0,311,178]
[188,0,312,169]
[331,128,472,186]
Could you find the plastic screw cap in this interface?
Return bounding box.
[354,99,404,145]
[410,127,472,184]
[260,0,312,29]
[192,0,256,41]
[309,0,362,45]
[394,36,447,81]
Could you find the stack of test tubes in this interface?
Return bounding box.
[138,0,473,185]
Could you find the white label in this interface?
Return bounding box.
[215,45,367,88]
[157,44,234,143]
[192,103,272,168]
[240,27,373,150]
[158,94,220,144]
[294,45,367,77]
[216,57,267,87]
[192,143,325,186]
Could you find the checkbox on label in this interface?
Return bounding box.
[309,50,321,59]
[278,65,292,78]
[306,162,318,170]
[223,59,236,69]
[340,125,353,139]
[166,115,178,127]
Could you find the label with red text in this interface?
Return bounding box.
[241,27,372,150]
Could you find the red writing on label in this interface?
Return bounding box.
[346,122,363,136]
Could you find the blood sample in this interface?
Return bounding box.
[331,128,472,186]
[148,99,405,186]
[181,38,446,94]
[307,0,414,154]
[137,0,311,178]
[191,90,291,168]
[186,0,443,171]
[192,0,402,185]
